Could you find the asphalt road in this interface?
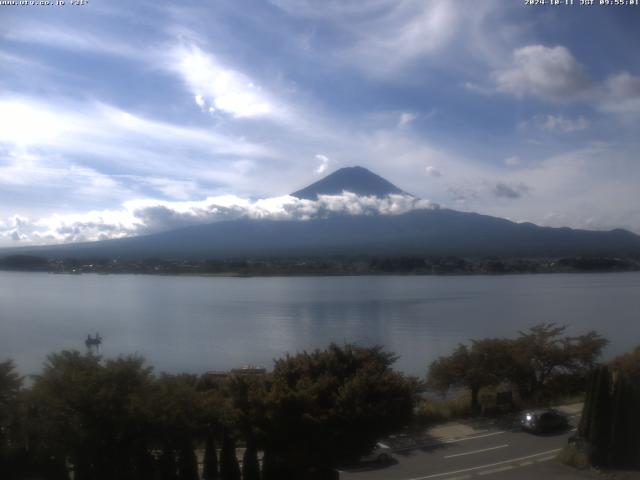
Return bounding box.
[339,417,592,480]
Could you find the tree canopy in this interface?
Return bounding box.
[427,324,609,409]
[610,346,640,385]
[263,343,417,474]
[428,339,512,412]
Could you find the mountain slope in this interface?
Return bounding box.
[6,208,640,260]
[291,166,410,199]
[3,166,640,260]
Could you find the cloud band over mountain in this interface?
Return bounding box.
[0,193,437,246]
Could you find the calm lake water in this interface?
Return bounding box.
[1,271,639,377]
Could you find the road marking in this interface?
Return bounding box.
[478,465,514,475]
[405,448,562,480]
[536,455,557,462]
[441,431,505,444]
[394,431,506,453]
[444,444,509,459]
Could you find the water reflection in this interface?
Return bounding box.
[1,272,639,376]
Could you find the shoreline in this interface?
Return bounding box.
[1,268,639,278]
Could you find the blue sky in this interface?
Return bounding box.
[1,0,640,245]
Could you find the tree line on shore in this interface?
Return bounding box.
[0,344,416,480]
[2,254,640,276]
[1,326,638,479]
[426,323,610,412]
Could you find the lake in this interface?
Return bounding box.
[1,271,639,377]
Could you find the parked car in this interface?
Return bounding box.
[361,442,393,463]
[520,409,569,433]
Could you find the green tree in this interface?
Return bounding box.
[30,351,155,480]
[263,343,417,477]
[147,374,204,480]
[202,432,219,480]
[509,324,607,400]
[219,430,241,480]
[158,449,178,480]
[198,378,225,480]
[611,346,640,384]
[0,359,22,443]
[177,444,199,480]
[223,373,268,480]
[575,364,640,468]
[30,351,102,479]
[241,441,260,480]
[0,359,25,480]
[428,339,511,412]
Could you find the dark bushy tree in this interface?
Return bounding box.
[30,351,156,480]
[611,346,640,384]
[219,431,241,480]
[575,364,640,468]
[147,374,202,468]
[30,351,103,478]
[224,374,268,480]
[242,440,260,480]
[263,343,417,476]
[261,448,292,480]
[158,449,178,480]
[202,432,219,479]
[177,443,199,480]
[0,359,26,480]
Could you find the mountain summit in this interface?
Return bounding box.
[291,166,411,200]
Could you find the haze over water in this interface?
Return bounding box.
[2,271,639,377]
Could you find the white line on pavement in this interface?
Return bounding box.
[394,431,506,453]
[444,444,509,459]
[405,448,562,480]
[441,431,506,444]
[536,455,557,462]
[477,465,514,476]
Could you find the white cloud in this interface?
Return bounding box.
[462,82,494,95]
[271,0,463,77]
[519,114,589,133]
[425,166,442,177]
[398,112,417,128]
[477,144,640,233]
[194,94,206,109]
[2,23,142,60]
[504,156,522,167]
[0,193,438,246]
[600,72,640,116]
[494,45,591,100]
[539,114,589,133]
[0,97,271,195]
[314,154,331,174]
[349,0,458,73]
[168,44,281,119]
